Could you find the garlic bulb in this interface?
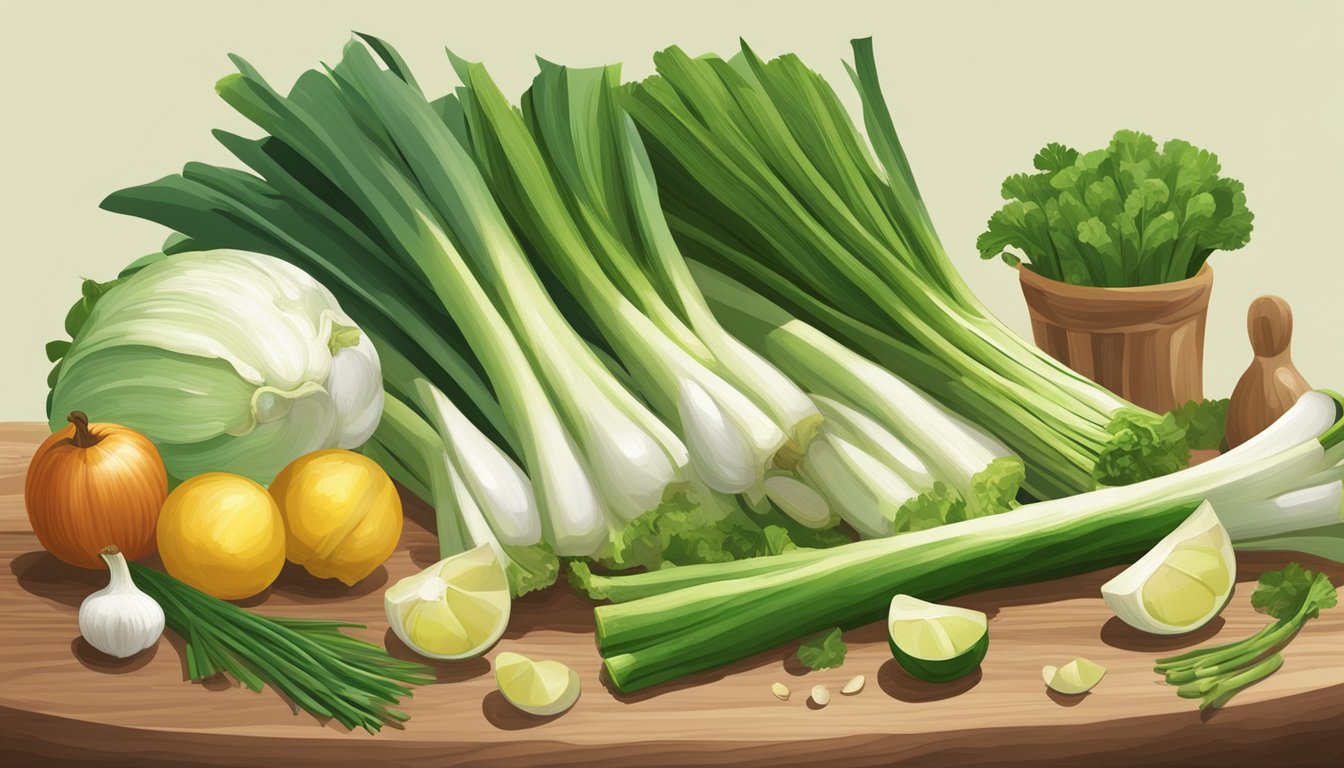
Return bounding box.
[79,546,164,658]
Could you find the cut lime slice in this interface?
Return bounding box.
[1043,657,1106,695]
[384,544,510,660]
[1101,500,1235,635]
[494,651,581,716]
[887,594,989,682]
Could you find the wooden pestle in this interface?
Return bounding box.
[1225,296,1312,449]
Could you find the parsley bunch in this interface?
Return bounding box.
[1155,564,1337,709]
[978,130,1254,287]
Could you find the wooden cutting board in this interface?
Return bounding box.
[2,423,1341,767]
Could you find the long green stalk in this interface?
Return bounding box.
[594,393,1344,691]
[444,52,795,494]
[626,39,1191,496]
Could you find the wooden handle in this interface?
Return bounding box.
[1247,295,1293,357]
[1226,295,1312,449]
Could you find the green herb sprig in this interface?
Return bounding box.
[129,563,434,732]
[978,130,1254,287]
[1155,563,1337,709]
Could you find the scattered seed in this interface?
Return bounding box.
[811,685,830,707]
[841,674,865,695]
[771,682,791,700]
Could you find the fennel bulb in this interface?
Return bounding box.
[49,250,382,484]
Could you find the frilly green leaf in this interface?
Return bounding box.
[1093,409,1191,486]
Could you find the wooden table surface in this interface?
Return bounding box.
[2,422,1342,767]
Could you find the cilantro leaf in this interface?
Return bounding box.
[980,130,1254,286]
[1251,563,1338,621]
[796,627,847,670]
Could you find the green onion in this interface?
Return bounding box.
[128,563,433,733]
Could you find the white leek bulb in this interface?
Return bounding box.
[810,394,936,490]
[767,321,1009,501]
[416,380,541,546]
[764,472,833,529]
[51,250,383,484]
[575,398,681,522]
[79,547,164,659]
[677,378,759,493]
[801,433,918,538]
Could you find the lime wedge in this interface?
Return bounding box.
[1043,657,1106,695]
[494,651,581,716]
[887,594,989,682]
[384,544,510,660]
[1101,500,1235,634]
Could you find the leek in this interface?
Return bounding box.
[371,392,558,597]
[445,53,810,495]
[591,392,1344,691]
[446,52,1022,526]
[625,38,1193,498]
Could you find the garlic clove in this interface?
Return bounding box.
[841,674,866,695]
[79,546,165,659]
[810,685,830,707]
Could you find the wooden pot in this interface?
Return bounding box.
[1018,265,1213,414]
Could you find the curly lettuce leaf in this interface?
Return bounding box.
[503,542,560,598]
[597,492,849,573]
[967,456,1026,518]
[1093,408,1191,486]
[1170,399,1230,451]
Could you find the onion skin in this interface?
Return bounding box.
[25,412,167,569]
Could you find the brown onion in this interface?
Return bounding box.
[25,411,167,569]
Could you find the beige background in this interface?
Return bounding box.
[1,0,1340,422]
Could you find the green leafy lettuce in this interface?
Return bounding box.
[596,493,851,573]
[1170,399,1230,452]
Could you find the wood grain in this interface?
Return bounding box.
[1226,296,1313,448]
[1019,264,1213,414]
[1,423,1342,767]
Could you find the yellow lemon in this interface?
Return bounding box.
[157,473,286,600]
[270,449,403,586]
